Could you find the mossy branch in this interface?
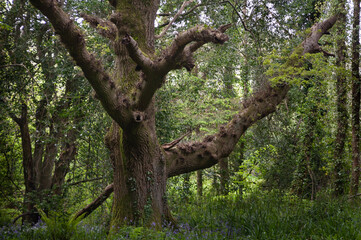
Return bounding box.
[80,13,118,41]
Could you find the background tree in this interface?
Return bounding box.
[333,0,348,197]
[0,0,112,225]
[350,0,360,197]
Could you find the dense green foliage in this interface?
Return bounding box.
[1,0,360,238]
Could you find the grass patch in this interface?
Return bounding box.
[1,191,361,239]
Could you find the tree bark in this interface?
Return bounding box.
[350,0,361,197]
[182,173,191,201]
[333,0,348,197]
[219,158,229,195]
[197,170,203,197]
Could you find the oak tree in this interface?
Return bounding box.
[28,0,339,228]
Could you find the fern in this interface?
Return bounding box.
[37,207,84,240]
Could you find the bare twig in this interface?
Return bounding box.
[156,0,195,39]
[0,64,36,82]
[12,212,33,224]
[68,177,103,186]
[157,21,170,28]
[349,193,361,199]
[162,131,191,150]
[221,1,250,33]
[158,3,202,17]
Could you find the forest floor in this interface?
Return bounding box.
[1,191,361,239]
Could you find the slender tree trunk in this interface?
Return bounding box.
[219,158,229,195]
[235,140,245,195]
[350,0,361,197]
[182,173,191,201]
[11,104,39,224]
[292,89,324,200]
[196,170,203,197]
[19,107,38,224]
[212,166,219,194]
[51,127,78,195]
[333,0,348,197]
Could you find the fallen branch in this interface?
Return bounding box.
[74,183,114,220]
[12,212,34,224]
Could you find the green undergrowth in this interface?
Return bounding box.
[2,191,361,239]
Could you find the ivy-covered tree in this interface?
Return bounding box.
[350,0,360,197]
[333,0,348,196]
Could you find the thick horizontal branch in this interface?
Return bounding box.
[80,13,117,41]
[165,15,339,177]
[186,24,232,54]
[29,0,131,128]
[165,83,290,177]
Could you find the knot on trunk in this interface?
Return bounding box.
[133,111,145,122]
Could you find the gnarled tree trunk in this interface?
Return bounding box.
[29,0,339,228]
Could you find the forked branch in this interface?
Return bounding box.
[121,34,157,74]
[123,24,231,111]
[165,15,339,177]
